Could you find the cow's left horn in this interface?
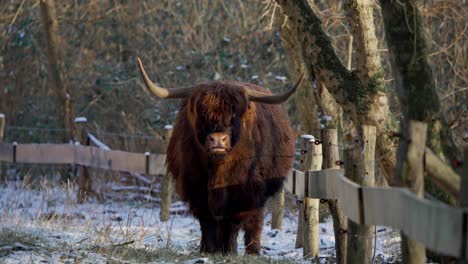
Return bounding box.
[137,57,192,99]
[247,72,305,104]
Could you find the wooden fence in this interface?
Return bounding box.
[0,114,178,218]
[0,142,166,176]
[286,123,467,262]
[0,113,466,261]
[2,139,465,259]
[285,169,468,259]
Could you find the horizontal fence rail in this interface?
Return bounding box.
[0,143,166,175]
[285,169,468,259]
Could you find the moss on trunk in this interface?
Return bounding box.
[380,0,460,163]
[276,0,397,183]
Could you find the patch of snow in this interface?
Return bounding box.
[0,181,401,263]
[300,134,315,140]
[74,117,87,123]
[275,76,287,81]
[184,257,211,264]
[213,72,222,81]
[87,133,111,150]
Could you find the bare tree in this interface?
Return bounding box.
[343,0,381,261]
[380,0,460,165]
[40,0,74,142]
[274,0,461,198]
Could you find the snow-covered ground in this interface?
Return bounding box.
[0,180,401,263]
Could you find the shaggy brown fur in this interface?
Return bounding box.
[166,81,295,254]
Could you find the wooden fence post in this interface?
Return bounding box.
[321,128,347,264]
[459,145,468,263]
[397,121,427,263]
[271,183,285,230]
[295,135,312,248]
[75,117,92,203]
[159,125,173,221]
[295,199,304,248]
[346,126,376,263]
[295,134,321,258]
[460,145,468,207]
[303,136,322,259]
[0,113,5,182]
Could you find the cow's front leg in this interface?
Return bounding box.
[241,210,263,255]
[199,218,217,253]
[219,220,240,254]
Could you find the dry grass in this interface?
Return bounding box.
[0,179,301,263]
[0,226,296,263]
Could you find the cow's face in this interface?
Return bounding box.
[189,86,250,157]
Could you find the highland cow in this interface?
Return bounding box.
[137,58,303,254]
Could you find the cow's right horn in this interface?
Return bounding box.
[247,72,305,104]
[137,57,192,99]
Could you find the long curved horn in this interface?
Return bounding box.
[247,72,305,104]
[137,57,193,99]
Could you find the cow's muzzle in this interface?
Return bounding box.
[206,133,230,154]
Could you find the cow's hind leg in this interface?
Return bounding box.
[199,218,217,253]
[242,210,263,255]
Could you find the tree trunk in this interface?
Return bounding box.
[274,8,321,135]
[460,146,468,207]
[0,113,5,181]
[380,0,460,204]
[275,0,395,183]
[343,0,387,187]
[274,0,460,199]
[40,0,73,142]
[160,127,174,222]
[344,0,381,86]
[380,0,459,162]
[458,146,468,263]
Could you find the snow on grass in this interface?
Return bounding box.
[0,180,401,263]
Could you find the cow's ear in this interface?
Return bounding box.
[238,88,251,110]
[248,102,255,109]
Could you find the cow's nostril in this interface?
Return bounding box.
[221,135,228,143]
